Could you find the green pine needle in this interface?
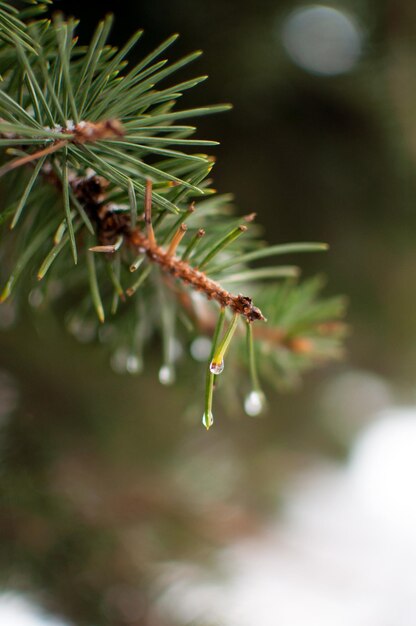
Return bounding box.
[0,5,345,423]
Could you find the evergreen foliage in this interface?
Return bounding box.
[0,1,346,426]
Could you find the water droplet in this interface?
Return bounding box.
[28,288,43,308]
[244,390,266,416]
[190,336,212,361]
[159,364,175,385]
[126,354,142,374]
[111,348,129,373]
[209,359,224,375]
[202,410,214,430]
[67,317,97,343]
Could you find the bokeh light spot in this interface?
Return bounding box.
[281,5,363,76]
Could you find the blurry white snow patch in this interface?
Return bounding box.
[350,406,416,540]
[157,405,416,626]
[318,369,393,442]
[0,594,70,626]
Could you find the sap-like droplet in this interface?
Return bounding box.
[159,364,175,385]
[209,359,224,375]
[202,410,214,430]
[126,354,142,374]
[244,390,266,416]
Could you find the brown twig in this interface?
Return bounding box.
[72,175,265,322]
[1,119,265,322]
[129,226,265,321]
[0,119,124,178]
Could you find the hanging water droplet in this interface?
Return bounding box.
[68,317,96,343]
[126,354,142,374]
[159,364,175,385]
[244,390,266,416]
[209,359,224,375]
[110,347,129,373]
[202,410,214,430]
[28,288,43,309]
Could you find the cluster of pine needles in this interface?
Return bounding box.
[0,1,346,428]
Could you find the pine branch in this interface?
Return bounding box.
[0,4,346,428]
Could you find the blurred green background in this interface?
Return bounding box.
[2,1,416,625]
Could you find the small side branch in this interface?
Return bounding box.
[128,218,265,322]
[125,180,265,322]
[0,119,124,178]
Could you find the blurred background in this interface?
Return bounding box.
[2,1,416,624]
